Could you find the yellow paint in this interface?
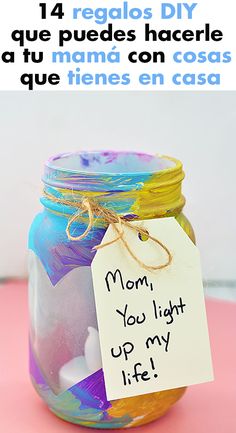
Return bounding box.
[108,387,186,427]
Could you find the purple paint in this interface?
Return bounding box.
[30,340,111,413]
[70,369,111,411]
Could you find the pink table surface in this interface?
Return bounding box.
[0,280,236,433]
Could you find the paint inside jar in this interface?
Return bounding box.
[29,150,195,429]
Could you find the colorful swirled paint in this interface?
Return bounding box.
[28,151,195,428]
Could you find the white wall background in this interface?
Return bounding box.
[0,92,235,280]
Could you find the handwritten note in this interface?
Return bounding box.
[92,218,213,400]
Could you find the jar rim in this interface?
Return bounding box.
[45,150,181,177]
[42,150,185,216]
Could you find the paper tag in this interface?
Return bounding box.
[91,218,213,401]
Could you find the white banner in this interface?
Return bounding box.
[0,0,235,91]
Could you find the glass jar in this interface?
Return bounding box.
[28,151,195,429]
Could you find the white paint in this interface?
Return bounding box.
[0,92,235,280]
[84,327,102,373]
[59,356,89,392]
[59,327,102,393]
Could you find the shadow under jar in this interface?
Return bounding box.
[28,151,195,429]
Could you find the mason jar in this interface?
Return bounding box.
[28,151,195,428]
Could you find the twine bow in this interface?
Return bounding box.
[43,191,172,272]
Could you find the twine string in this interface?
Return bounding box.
[43,191,172,271]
